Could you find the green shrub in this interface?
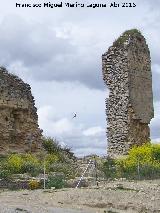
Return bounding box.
[116,158,137,179]
[45,154,59,171]
[42,137,76,163]
[29,180,40,190]
[21,162,41,177]
[61,146,76,161]
[45,154,59,164]
[102,143,160,180]
[48,162,77,179]
[46,174,66,189]
[0,169,11,179]
[42,137,61,154]
[4,154,42,176]
[113,29,141,47]
[101,157,117,179]
[151,144,160,161]
[21,154,41,176]
[7,154,23,173]
[116,143,160,179]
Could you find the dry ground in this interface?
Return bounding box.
[0,179,160,213]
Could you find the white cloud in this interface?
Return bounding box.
[150,101,160,140]
[35,81,107,155]
[38,106,77,136]
[83,126,105,137]
[152,64,160,74]
[152,139,160,144]
[49,118,74,135]
[7,61,31,82]
[74,148,106,157]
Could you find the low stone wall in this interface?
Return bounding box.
[0,179,29,190]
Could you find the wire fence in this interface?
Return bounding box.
[97,160,160,181]
[0,156,160,190]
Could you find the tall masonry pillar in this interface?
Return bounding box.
[102,29,154,158]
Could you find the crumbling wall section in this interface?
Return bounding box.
[102,29,154,158]
[0,67,42,154]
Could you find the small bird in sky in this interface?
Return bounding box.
[72,113,77,119]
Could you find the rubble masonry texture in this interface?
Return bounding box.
[102,30,154,158]
[0,67,42,154]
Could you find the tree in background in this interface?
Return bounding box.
[42,137,76,162]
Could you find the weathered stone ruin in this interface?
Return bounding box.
[102,29,154,158]
[0,67,42,154]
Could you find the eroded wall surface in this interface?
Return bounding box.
[0,67,42,154]
[102,30,154,158]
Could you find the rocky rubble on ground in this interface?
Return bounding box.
[0,179,159,213]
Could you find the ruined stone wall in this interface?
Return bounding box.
[102,29,154,158]
[0,67,42,154]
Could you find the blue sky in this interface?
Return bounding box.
[0,0,159,156]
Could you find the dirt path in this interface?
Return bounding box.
[0,179,160,213]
